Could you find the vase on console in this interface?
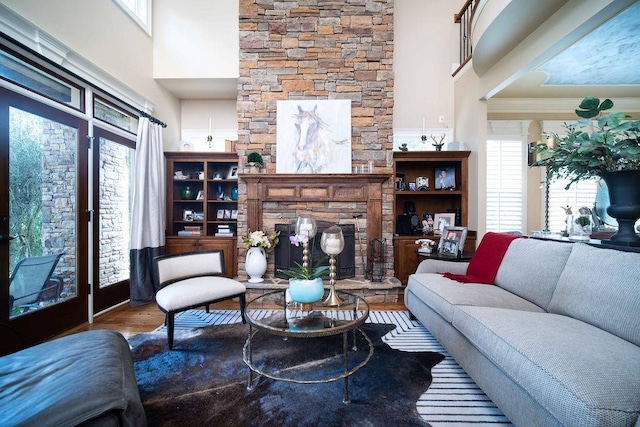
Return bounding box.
[245,246,267,283]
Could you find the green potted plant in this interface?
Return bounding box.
[247,152,263,173]
[531,96,640,245]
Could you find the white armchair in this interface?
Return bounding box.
[153,250,246,349]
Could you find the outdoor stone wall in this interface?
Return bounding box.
[41,122,77,295]
[40,127,131,297]
[98,141,132,288]
[237,0,396,278]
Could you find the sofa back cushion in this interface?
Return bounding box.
[548,243,640,346]
[494,238,574,310]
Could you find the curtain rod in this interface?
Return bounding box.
[138,111,167,128]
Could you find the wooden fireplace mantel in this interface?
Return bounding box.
[241,173,391,240]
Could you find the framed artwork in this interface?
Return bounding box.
[227,166,238,179]
[276,99,352,173]
[433,213,456,234]
[438,226,468,256]
[435,167,456,189]
[416,176,429,190]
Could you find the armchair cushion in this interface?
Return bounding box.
[156,277,246,312]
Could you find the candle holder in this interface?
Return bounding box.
[320,225,345,306]
[295,216,317,269]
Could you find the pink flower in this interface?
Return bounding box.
[289,234,309,246]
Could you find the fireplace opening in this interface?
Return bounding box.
[274,221,356,280]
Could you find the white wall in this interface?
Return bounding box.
[0,0,182,145]
[153,0,239,79]
[393,0,459,130]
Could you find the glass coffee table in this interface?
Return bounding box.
[243,290,371,403]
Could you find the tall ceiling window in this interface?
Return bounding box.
[112,0,151,35]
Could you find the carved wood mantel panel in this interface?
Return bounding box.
[241,173,390,241]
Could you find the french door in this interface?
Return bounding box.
[0,87,88,354]
[92,127,135,313]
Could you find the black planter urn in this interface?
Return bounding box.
[600,170,640,246]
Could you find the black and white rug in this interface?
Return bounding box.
[148,309,511,426]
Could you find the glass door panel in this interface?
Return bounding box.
[9,107,77,316]
[1,87,88,353]
[93,128,134,312]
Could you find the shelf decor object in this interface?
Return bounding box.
[320,225,345,306]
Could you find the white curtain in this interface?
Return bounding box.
[129,117,166,306]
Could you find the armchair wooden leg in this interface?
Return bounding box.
[239,294,247,324]
[167,312,175,350]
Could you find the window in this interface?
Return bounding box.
[113,0,152,35]
[94,96,139,133]
[0,48,83,110]
[486,139,525,233]
[547,178,598,234]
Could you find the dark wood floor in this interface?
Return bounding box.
[60,294,407,340]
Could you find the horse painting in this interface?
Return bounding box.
[277,100,351,173]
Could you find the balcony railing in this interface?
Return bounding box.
[453,0,478,76]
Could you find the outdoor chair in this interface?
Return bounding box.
[9,253,64,314]
[153,250,246,349]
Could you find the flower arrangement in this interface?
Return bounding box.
[531,96,640,188]
[242,230,280,250]
[277,233,329,280]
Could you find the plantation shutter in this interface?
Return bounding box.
[486,139,524,233]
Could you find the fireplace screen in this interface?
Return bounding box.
[274,221,355,280]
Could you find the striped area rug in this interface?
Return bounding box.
[159,309,512,426]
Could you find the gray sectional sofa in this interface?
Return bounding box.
[405,236,640,427]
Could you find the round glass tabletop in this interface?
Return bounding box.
[245,290,370,338]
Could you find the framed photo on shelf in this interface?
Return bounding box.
[193,212,204,221]
[216,209,224,219]
[231,209,238,219]
[183,210,194,222]
[395,173,405,191]
[196,190,204,200]
[408,182,417,191]
[435,167,456,190]
[227,166,238,179]
[438,226,468,256]
[224,209,232,219]
[433,212,456,234]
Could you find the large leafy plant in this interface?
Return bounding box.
[531,97,640,187]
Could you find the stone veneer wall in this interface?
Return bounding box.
[236,0,395,279]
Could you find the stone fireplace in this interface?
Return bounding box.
[236,0,396,283]
[240,173,390,279]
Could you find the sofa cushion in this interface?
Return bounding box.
[0,330,146,426]
[453,306,640,427]
[406,273,545,323]
[494,238,574,310]
[547,243,640,347]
